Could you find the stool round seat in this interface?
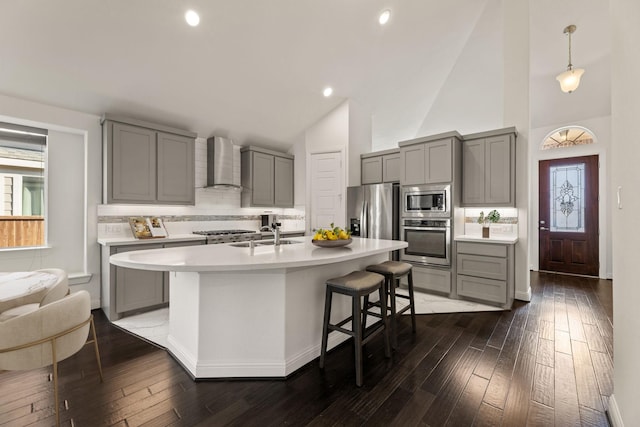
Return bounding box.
[326,270,385,292]
[365,261,412,276]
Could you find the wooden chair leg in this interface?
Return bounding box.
[379,285,391,358]
[352,294,363,387]
[408,270,417,333]
[388,275,398,349]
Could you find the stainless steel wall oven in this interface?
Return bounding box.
[400,218,451,266]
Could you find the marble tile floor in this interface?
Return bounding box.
[111,290,503,348]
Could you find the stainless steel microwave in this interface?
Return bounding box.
[401,184,450,218]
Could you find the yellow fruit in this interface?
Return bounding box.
[338,230,349,240]
[325,231,338,240]
[314,232,325,240]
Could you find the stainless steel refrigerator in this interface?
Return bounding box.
[347,183,399,240]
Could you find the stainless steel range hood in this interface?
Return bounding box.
[206,136,241,188]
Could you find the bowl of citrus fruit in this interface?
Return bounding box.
[312,224,352,248]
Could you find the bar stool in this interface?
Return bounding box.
[365,261,416,348]
[319,270,391,387]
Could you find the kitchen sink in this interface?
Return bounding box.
[230,239,301,248]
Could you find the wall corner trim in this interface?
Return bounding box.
[607,394,624,427]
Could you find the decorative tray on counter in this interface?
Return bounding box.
[311,238,352,248]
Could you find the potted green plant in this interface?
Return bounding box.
[478,210,501,238]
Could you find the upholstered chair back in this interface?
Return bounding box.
[37,268,69,306]
[0,290,90,370]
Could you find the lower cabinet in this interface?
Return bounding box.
[102,239,205,320]
[411,265,451,294]
[456,241,514,308]
[114,244,164,313]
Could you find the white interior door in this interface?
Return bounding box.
[310,151,343,232]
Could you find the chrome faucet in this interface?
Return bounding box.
[260,222,281,246]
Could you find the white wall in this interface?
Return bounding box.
[504,0,530,302]
[529,116,612,279]
[414,0,504,139]
[610,0,640,425]
[347,100,372,187]
[0,94,102,307]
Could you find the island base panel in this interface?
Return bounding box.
[166,254,388,379]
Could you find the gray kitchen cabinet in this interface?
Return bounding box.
[382,152,401,182]
[114,244,164,314]
[411,265,451,295]
[102,114,196,205]
[361,156,383,184]
[399,133,461,185]
[361,149,400,184]
[461,128,516,206]
[241,146,294,208]
[157,132,195,204]
[274,155,294,206]
[101,238,206,320]
[456,241,514,308]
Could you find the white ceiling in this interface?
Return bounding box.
[0,0,610,152]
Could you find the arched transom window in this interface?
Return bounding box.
[541,127,595,150]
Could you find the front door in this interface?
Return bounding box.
[539,155,599,276]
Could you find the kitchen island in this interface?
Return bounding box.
[109,236,407,379]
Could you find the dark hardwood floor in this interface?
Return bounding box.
[0,271,613,426]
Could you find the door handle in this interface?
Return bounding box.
[540,227,549,231]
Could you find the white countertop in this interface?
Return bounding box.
[455,235,518,244]
[98,234,206,246]
[109,236,407,272]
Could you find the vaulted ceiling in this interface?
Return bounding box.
[0,0,610,152]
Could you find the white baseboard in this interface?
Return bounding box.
[69,272,93,285]
[607,394,624,427]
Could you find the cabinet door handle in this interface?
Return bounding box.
[540,227,549,231]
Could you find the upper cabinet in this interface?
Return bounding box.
[241,146,294,208]
[102,115,196,205]
[399,132,462,185]
[361,149,400,184]
[461,128,516,207]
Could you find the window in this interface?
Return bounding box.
[0,122,47,248]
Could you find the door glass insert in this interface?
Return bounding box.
[550,163,585,232]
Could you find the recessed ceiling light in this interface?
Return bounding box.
[379,9,391,25]
[185,10,200,27]
[323,87,333,97]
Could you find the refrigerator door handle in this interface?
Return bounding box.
[361,201,368,238]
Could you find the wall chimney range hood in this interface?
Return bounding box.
[206,136,241,188]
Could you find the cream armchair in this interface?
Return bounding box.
[0,268,69,321]
[0,290,103,427]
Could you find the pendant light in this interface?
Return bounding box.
[556,25,585,93]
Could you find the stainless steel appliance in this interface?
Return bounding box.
[206,136,241,188]
[347,183,399,240]
[400,218,451,266]
[401,184,450,218]
[192,229,261,244]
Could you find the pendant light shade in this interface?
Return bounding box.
[556,68,585,93]
[556,25,585,93]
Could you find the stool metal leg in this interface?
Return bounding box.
[408,270,417,333]
[353,294,363,387]
[362,294,369,337]
[319,287,333,369]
